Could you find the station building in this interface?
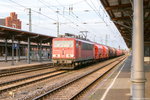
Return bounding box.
[0,12,21,29]
[0,12,22,56]
[0,12,53,61]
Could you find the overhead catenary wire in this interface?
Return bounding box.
[83,0,116,41]
[84,0,106,22]
[38,0,88,33]
[42,0,101,32]
[53,0,86,7]
[91,0,126,48]
[5,0,59,36]
[38,0,109,40]
[40,0,102,39]
[38,0,81,26]
[83,0,119,44]
[85,0,116,33]
[55,0,80,21]
[21,22,56,35]
[8,0,57,22]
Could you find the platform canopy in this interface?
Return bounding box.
[100,0,150,48]
[0,25,55,43]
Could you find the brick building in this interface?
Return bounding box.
[0,12,21,29]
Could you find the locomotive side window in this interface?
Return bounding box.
[82,42,93,50]
[76,41,79,48]
[54,40,74,47]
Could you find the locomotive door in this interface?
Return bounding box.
[79,41,81,58]
[62,49,65,58]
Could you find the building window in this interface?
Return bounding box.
[12,24,16,28]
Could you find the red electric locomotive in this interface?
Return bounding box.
[52,37,94,69]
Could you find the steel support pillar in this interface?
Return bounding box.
[37,43,39,61]
[27,37,31,64]
[16,43,18,62]
[18,41,20,61]
[11,35,14,65]
[5,39,8,62]
[49,42,51,60]
[39,40,42,62]
[131,0,146,99]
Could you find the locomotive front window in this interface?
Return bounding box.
[54,40,74,47]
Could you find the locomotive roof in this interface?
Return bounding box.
[75,38,94,44]
[53,37,94,45]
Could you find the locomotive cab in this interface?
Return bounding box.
[52,38,75,64]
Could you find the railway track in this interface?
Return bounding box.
[0,69,67,93]
[32,56,126,100]
[0,67,56,84]
[0,63,53,77]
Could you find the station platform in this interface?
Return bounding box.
[88,56,150,100]
[0,59,52,71]
[0,56,26,62]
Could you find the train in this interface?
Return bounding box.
[52,37,125,69]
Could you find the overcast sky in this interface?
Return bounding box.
[0,0,128,49]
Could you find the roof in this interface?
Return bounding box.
[100,0,150,48]
[53,37,94,44]
[0,25,55,43]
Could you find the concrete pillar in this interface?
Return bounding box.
[131,0,146,99]
[11,35,14,65]
[5,39,8,62]
[27,37,31,64]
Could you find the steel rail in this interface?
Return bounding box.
[32,56,126,100]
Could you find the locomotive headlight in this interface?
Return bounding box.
[66,54,74,57]
[53,54,60,57]
[53,54,56,57]
[66,54,69,57]
[70,54,74,57]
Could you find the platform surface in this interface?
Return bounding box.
[89,56,150,100]
[0,56,26,61]
[0,59,52,71]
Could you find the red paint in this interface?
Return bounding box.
[52,37,125,63]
